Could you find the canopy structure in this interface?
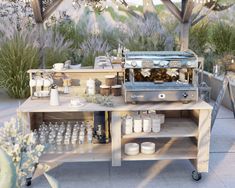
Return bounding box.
[29,0,220,50]
[31,0,63,23]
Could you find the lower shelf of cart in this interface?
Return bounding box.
[122,138,197,161]
[39,143,111,163]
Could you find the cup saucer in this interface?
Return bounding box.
[69,103,85,108]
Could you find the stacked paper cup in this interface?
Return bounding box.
[151,114,165,133]
[133,115,142,133]
[122,115,133,135]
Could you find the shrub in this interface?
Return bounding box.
[80,35,110,66]
[189,22,209,55]
[0,34,39,98]
[121,16,169,51]
[42,29,73,68]
[210,22,235,55]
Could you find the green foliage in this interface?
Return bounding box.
[43,28,73,68]
[210,22,235,55]
[44,48,69,68]
[124,34,166,51]
[189,22,209,55]
[106,7,127,22]
[0,35,39,98]
[54,20,88,49]
[84,94,113,107]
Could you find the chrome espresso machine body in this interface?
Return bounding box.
[123,51,199,103]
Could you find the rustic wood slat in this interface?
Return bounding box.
[182,0,194,23]
[40,144,111,163]
[31,0,43,23]
[17,97,212,113]
[195,109,211,173]
[161,0,183,22]
[111,111,122,166]
[43,0,63,20]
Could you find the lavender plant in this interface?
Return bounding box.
[80,35,110,66]
[42,28,74,68]
[120,16,172,51]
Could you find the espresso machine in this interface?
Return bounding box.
[122,51,199,103]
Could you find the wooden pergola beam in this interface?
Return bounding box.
[31,0,43,23]
[43,0,63,21]
[161,0,183,22]
[182,0,194,23]
[31,0,63,23]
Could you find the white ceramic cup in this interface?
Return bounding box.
[134,117,142,133]
[36,79,43,87]
[123,116,133,135]
[53,63,64,70]
[43,79,51,87]
[29,79,36,87]
[143,117,151,133]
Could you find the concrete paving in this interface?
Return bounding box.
[1,90,235,188]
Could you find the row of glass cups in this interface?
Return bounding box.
[122,114,165,135]
[33,121,93,153]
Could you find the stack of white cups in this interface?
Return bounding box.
[86,78,95,95]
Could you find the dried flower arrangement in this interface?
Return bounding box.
[0,117,45,187]
[84,94,113,107]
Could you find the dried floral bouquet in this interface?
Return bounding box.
[0,117,44,187]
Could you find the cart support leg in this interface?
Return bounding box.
[111,111,122,166]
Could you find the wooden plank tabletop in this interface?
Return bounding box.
[17,96,212,113]
[27,69,123,73]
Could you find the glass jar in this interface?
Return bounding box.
[79,127,85,144]
[87,125,93,144]
[151,116,161,133]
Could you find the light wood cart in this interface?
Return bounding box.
[17,96,212,183]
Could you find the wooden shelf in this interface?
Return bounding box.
[40,144,111,163]
[122,138,197,161]
[122,118,198,139]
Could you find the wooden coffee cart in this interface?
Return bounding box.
[17,68,212,183]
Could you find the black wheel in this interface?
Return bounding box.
[26,177,32,186]
[192,170,202,181]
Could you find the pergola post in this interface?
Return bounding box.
[180,22,190,51]
[161,0,194,51]
[180,0,193,51]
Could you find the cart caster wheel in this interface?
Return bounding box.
[26,177,32,186]
[192,170,202,181]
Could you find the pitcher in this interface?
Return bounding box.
[50,84,60,106]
